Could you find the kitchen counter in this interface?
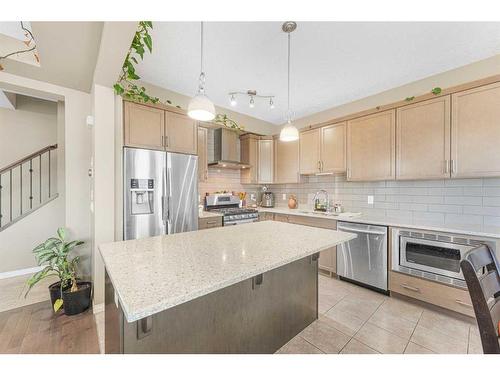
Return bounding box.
[99,221,355,323]
[258,207,500,239]
[198,210,223,219]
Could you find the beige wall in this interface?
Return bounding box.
[0,95,57,166]
[0,72,92,277]
[288,54,500,130]
[139,81,277,136]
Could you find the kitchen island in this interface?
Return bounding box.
[99,221,355,354]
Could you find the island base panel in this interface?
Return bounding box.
[105,255,318,353]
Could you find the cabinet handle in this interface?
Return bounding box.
[317,161,321,171]
[320,160,324,172]
[401,284,420,293]
[165,135,170,148]
[206,220,218,225]
[455,299,473,308]
[451,159,456,174]
[444,160,449,174]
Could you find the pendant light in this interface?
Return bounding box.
[279,21,299,142]
[188,22,216,122]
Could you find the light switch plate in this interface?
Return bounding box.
[367,195,374,205]
[282,193,287,200]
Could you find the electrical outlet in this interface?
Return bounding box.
[367,195,374,205]
[282,193,287,200]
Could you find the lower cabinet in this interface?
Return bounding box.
[389,271,474,317]
[258,212,274,221]
[198,216,223,230]
[272,213,337,275]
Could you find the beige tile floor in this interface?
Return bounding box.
[276,274,482,354]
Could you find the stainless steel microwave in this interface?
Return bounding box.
[392,228,498,288]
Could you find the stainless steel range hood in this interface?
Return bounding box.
[208,128,251,169]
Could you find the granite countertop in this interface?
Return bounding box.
[258,207,500,239]
[99,221,355,323]
[198,210,223,219]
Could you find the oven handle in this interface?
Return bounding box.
[224,218,259,225]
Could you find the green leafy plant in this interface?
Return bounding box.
[431,87,442,95]
[405,96,415,102]
[214,114,244,131]
[26,227,84,312]
[114,21,159,104]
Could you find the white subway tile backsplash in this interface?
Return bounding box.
[445,213,483,225]
[444,196,482,206]
[483,197,500,206]
[463,206,500,216]
[413,211,445,223]
[483,187,500,196]
[428,204,462,214]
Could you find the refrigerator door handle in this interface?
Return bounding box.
[166,167,172,223]
[162,168,168,225]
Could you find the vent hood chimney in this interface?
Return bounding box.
[208,128,251,170]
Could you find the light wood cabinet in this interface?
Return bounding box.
[197,127,208,182]
[299,129,321,174]
[390,271,474,317]
[258,139,274,183]
[320,122,346,173]
[165,111,197,155]
[124,101,165,151]
[124,101,197,155]
[396,96,451,180]
[274,138,299,183]
[240,134,259,184]
[347,110,396,181]
[451,81,500,178]
[198,216,223,230]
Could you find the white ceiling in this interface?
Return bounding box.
[137,22,500,125]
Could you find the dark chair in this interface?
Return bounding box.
[461,245,500,354]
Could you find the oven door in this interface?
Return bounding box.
[223,218,259,226]
[399,237,474,280]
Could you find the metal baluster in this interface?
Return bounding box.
[39,155,42,204]
[20,164,22,215]
[29,159,33,210]
[10,169,12,221]
[48,149,51,198]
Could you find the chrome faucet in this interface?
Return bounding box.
[313,189,329,212]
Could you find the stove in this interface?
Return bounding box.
[205,195,259,226]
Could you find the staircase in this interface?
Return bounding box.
[0,144,58,232]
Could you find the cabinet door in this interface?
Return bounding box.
[197,127,208,182]
[258,139,274,183]
[274,138,299,183]
[299,129,321,175]
[451,82,500,178]
[320,122,346,173]
[240,136,259,184]
[165,111,197,155]
[396,96,451,180]
[347,110,396,181]
[124,101,164,150]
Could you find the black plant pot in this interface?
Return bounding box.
[48,281,62,309]
[62,281,92,316]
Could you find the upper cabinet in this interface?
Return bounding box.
[124,101,165,151]
[299,123,346,175]
[197,127,208,182]
[165,111,197,155]
[451,82,500,178]
[274,138,299,183]
[320,122,346,174]
[396,96,451,180]
[240,134,259,184]
[258,139,274,183]
[299,129,321,174]
[347,110,396,181]
[123,101,197,155]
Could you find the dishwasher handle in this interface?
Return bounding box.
[337,227,387,236]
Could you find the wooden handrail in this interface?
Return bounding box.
[0,144,58,175]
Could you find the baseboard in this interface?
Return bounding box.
[0,266,43,280]
[93,302,104,314]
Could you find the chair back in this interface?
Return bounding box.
[460,245,500,354]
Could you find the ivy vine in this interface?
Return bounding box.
[114,21,159,104]
[214,114,244,131]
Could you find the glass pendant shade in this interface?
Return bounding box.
[188,93,216,121]
[279,121,299,142]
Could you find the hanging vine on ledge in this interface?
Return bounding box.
[114,21,160,104]
[213,114,245,131]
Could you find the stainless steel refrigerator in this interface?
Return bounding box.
[124,147,198,240]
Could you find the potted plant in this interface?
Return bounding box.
[25,228,92,315]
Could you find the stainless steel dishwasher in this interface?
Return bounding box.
[336,221,388,293]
